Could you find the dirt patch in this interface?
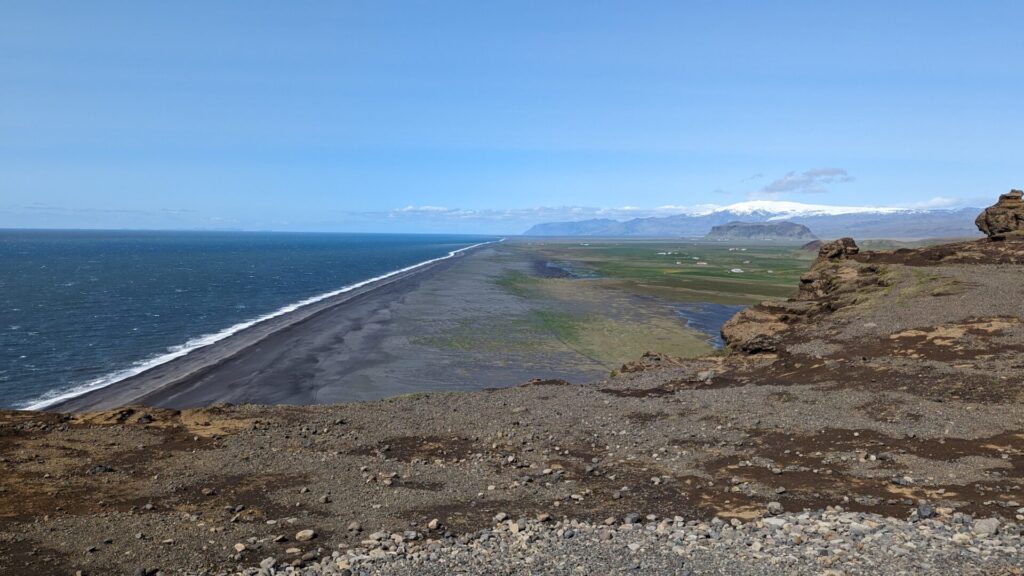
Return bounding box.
[73,405,254,438]
[626,411,668,424]
[0,539,70,576]
[853,239,1024,266]
[348,435,477,463]
[692,428,1024,519]
[518,378,574,388]
[599,376,741,398]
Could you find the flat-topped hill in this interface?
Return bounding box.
[704,220,817,241]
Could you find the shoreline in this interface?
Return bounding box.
[42,240,498,412]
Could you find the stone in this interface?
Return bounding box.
[87,464,115,475]
[976,190,1024,240]
[295,529,316,542]
[917,501,935,519]
[234,543,246,552]
[767,501,784,516]
[972,517,1000,536]
[817,237,859,260]
[347,521,362,532]
[428,518,440,530]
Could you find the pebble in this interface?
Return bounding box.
[918,501,936,519]
[295,529,316,542]
[230,509,1023,575]
[973,518,1000,537]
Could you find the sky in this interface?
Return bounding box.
[1,1,1021,234]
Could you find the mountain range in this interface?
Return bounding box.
[522,200,982,239]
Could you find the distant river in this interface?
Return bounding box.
[675,302,747,348]
[0,230,495,409]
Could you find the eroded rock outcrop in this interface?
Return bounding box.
[976,189,1024,240]
[722,238,887,354]
[814,237,859,260]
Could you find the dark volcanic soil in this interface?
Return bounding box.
[0,238,1022,576]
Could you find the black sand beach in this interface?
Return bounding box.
[51,244,606,411]
[53,241,731,412]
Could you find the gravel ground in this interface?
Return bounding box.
[231,508,1023,576]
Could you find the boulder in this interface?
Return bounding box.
[975,189,1024,240]
[817,237,859,260]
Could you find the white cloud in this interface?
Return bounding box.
[895,196,965,209]
[760,168,855,195]
[397,205,458,213]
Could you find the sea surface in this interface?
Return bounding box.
[0,230,495,409]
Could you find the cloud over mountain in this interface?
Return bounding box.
[761,168,856,195]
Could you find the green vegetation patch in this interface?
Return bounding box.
[412,317,546,353]
[494,270,540,297]
[528,310,585,344]
[513,241,814,304]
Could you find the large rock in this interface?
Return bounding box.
[816,237,859,260]
[975,189,1024,240]
[721,237,887,354]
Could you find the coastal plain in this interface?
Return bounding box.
[56,240,808,411]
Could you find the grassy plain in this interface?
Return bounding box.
[425,239,817,370]
[504,240,814,304]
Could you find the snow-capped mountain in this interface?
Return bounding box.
[523,201,980,240]
[707,200,908,219]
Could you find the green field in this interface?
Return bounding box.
[415,240,815,371]
[506,240,814,304]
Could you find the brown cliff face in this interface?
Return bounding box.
[976,189,1024,240]
[720,238,887,353]
[723,189,1024,354]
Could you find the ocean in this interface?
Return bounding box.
[0,230,495,409]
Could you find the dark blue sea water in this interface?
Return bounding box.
[0,230,495,409]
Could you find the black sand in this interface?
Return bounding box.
[52,245,610,411]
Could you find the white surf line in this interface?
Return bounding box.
[23,239,502,410]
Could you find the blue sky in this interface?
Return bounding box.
[1,1,1021,233]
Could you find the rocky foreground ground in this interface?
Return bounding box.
[2,219,1023,574]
